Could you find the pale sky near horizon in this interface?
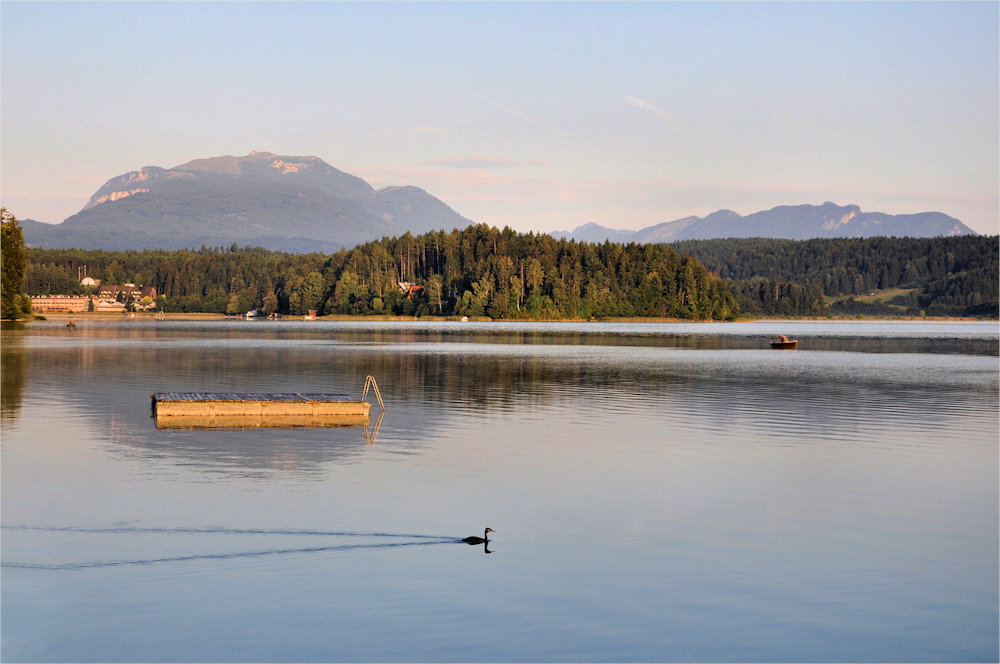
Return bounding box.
[2,2,998,235]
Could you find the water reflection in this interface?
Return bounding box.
[20,319,1000,355]
[3,321,997,662]
[154,412,371,430]
[117,425,378,477]
[9,325,999,476]
[0,322,28,425]
[364,409,384,444]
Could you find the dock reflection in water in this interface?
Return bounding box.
[151,408,385,444]
[154,411,372,430]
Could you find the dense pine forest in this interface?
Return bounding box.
[674,235,998,317]
[25,225,739,320]
[23,228,998,319]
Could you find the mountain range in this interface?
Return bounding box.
[550,203,976,243]
[20,151,977,252]
[21,151,473,252]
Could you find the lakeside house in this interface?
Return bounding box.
[397,281,425,299]
[30,295,95,312]
[28,274,119,312]
[29,283,159,313]
[97,284,158,311]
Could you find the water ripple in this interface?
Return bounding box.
[2,525,454,539]
[2,539,460,571]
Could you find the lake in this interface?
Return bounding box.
[2,319,997,662]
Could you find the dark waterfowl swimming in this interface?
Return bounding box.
[462,528,493,545]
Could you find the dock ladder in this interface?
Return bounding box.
[362,375,385,412]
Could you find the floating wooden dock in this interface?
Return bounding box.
[152,377,385,430]
[152,393,371,429]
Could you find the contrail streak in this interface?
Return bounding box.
[467,91,541,125]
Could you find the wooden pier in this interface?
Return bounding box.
[151,376,385,430]
[153,391,374,429]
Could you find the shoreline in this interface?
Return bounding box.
[19,311,996,323]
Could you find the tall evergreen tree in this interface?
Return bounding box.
[1,208,29,319]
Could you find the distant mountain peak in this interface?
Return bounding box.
[24,151,473,252]
[552,203,975,244]
[701,209,741,224]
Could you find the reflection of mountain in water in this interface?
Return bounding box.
[16,322,999,475]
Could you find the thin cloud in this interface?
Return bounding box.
[423,156,553,169]
[624,96,678,130]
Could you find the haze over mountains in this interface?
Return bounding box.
[19,151,977,253]
[21,151,473,252]
[551,203,976,244]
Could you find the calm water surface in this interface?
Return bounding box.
[2,320,997,662]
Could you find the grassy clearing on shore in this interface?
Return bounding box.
[825,287,917,306]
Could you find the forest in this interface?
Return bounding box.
[22,229,999,319]
[674,235,998,317]
[24,225,739,320]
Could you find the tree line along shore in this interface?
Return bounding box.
[5,210,998,321]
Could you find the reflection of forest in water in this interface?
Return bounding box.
[10,323,998,477]
[19,319,1000,355]
[1,323,28,426]
[328,326,1000,356]
[23,336,996,406]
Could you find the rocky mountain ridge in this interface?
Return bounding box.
[20,152,978,253]
[551,202,976,243]
[22,151,472,252]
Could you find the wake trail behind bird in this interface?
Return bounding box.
[3,538,463,571]
[3,525,457,539]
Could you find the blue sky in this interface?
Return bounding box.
[2,2,997,234]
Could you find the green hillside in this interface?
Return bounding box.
[673,235,998,317]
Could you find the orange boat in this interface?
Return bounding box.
[770,334,797,349]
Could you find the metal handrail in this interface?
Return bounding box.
[362,375,385,411]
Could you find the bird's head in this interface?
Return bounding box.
[485,528,494,534]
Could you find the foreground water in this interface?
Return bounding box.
[2,320,997,662]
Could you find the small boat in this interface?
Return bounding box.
[770,334,797,349]
[65,320,77,328]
